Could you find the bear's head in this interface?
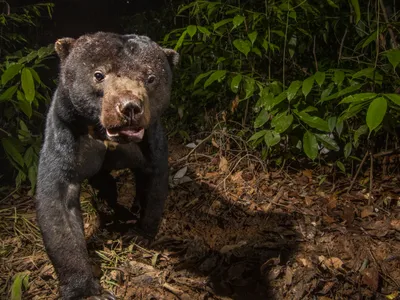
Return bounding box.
[55,32,179,143]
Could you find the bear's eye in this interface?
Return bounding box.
[147,75,156,84]
[94,71,105,82]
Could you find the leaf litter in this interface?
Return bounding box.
[0,137,400,299]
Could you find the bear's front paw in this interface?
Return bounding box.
[86,290,116,300]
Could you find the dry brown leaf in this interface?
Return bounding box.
[327,195,337,209]
[361,206,375,218]
[302,169,313,179]
[318,297,333,300]
[231,171,243,182]
[211,138,220,149]
[320,281,335,294]
[361,267,379,292]
[219,156,229,173]
[231,95,239,113]
[304,196,313,206]
[284,266,293,286]
[322,215,336,224]
[298,257,313,268]
[390,220,400,231]
[320,256,344,270]
[342,205,354,224]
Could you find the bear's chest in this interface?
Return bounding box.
[76,132,146,179]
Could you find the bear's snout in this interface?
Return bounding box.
[117,98,143,123]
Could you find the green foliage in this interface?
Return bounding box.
[0,3,54,191]
[164,0,400,165]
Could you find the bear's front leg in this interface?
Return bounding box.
[36,125,113,300]
[134,120,169,238]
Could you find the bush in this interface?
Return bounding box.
[0,3,55,192]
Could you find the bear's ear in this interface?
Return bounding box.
[163,48,180,68]
[55,38,76,61]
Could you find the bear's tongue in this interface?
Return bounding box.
[106,127,144,140]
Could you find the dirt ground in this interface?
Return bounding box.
[1,137,400,300]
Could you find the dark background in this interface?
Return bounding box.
[6,0,170,42]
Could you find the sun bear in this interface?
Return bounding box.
[35,32,179,299]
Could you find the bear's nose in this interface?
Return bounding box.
[119,101,143,120]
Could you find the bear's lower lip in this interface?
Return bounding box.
[106,127,144,140]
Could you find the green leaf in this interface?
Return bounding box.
[28,165,37,191]
[315,134,339,151]
[366,97,387,132]
[303,131,318,160]
[352,67,375,79]
[254,109,269,128]
[271,113,293,133]
[11,271,30,300]
[338,102,367,123]
[384,49,400,69]
[244,77,255,99]
[327,117,336,132]
[354,124,368,145]
[336,161,346,172]
[302,76,314,97]
[339,93,377,104]
[28,68,41,85]
[230,74,242,93]
[21,68,35,102]
[287,81,302,101]
[333,70,345,85]
[314,71,326,86]
[321,83,335,100]
[213,18,233,30]
[24,147,34,167]
[197,26,211,36]
[336,120,344,136]
[295,111,330,132]
[193,70,213,87]
[0,85,18,101]
[174,30,187,51]
[249,130,267,142]
[233,39,251,57]
[1,63,23,85]
[2,138,24,167]
[326,0,339,8]
[362,30,378,48]
[384,93,400,106]
[248,31,258,45]
[265,91,287,111]
[264,130,281,147]
[204,70,226,88]
[349,0,361,24]
[344,142,352,158]
[186,25,197,38]
[322,84,363,102]
[232,15,245,28]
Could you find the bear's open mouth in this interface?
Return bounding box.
[106,126,144,140]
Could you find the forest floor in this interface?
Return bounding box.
[1,137,400,300]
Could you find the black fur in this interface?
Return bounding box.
[36,32,178,300]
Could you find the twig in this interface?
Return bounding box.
[379,0,398,49]
[162,283,186,298]
[176,133,213,163]
[369,152,374,205]
[338,28,348,65]
[313,35,318,72]
[347,151,369,193]
[373,149,397,157]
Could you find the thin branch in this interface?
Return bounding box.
[313,35,318,72]
[379,0,398,49]
[347,151,369,193]
[338,28,348,65]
